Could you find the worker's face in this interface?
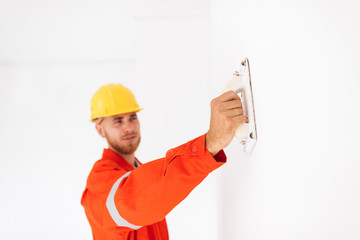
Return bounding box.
[96,112,141,155]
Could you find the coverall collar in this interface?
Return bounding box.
[102,148,141,171]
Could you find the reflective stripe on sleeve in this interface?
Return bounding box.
[106,171,142,229]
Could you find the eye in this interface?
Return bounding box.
[130,116,137,121]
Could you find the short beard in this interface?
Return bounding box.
[106,133,141,155]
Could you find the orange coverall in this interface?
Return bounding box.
[81,134,226,239]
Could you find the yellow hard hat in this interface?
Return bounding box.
[90,83,143,121]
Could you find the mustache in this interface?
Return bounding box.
[121,133,138,138]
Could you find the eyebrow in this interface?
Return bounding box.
[112,114,137,122]
[112,117,123,122]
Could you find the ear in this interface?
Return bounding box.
[95,123,106,138]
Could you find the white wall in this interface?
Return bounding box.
[212,0,360,239]
[0,1,219,239]
[2,1,360,239]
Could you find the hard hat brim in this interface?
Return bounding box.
[91,107,143,122]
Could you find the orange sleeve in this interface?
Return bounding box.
[84,134,226,230]
[114,134,226,226]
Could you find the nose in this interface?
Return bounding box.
[123,120,134,134]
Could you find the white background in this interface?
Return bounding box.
[0,0,359,239]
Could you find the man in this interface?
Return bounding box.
[81,83,246,239]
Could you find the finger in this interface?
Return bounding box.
[224,108,244,118]
[221,99,242,110]
[217,90,241,102]
[233,115,248,124]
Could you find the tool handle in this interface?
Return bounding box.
[234,87,248,118]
